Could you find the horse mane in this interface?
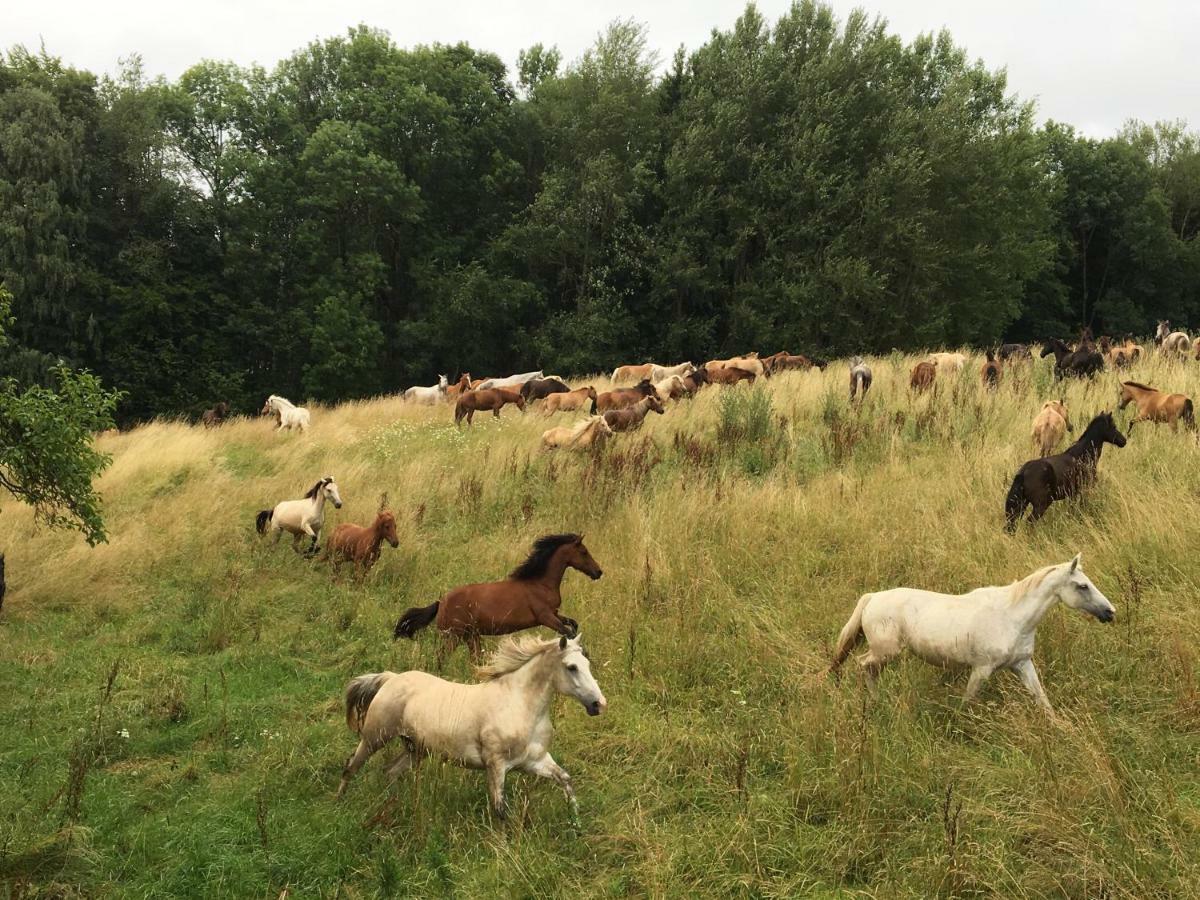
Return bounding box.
[303,476,330,499]
[1009,563,1062,602]
[1121,381,1155,392]
[509,533,581,580]
[475,635,560,680]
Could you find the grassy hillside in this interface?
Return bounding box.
[2,352,1199,898]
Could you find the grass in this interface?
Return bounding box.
[2,352,1200,898]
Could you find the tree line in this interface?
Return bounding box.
[2,2,1198,423]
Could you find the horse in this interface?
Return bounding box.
[1117,381,1195,432]
[476,371,544,391]
[1004,412,1126,531]
[323,509,399,576]
[680,366,710,395]
[981,350,1002,390]
[596,380,656,412]
[541,416,612,451]
[928,352,966,373]
[706,355,766,379]
[1156,320,1190,354]
[759,352,789,374]
[404,375,448,404]
[772,354,817,372]
[653,375,686,402]
[455,388,525,424]
[393,534,603,659]
[1031,400,1073,457]
[829,555,1113,712]
[708,366,756,386]
[603,395,664,432]
[543,386,598,415]
[611,363,654,383]
[649,362,695,382]
[849,357,872,402]
[999,343,1032,362]
[261,395,311,432]
[910,360,937,393]
[1040,338,1104,378]
[201,401,229,428]
[337,633,606,820]
[445,373,472,401]
[521,378,571,403]
[256,476,343,554]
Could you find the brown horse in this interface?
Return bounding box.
[708,366,756,386]
[324,510,400,575]
[446,373,472,400]
[603,395,664,432]
[981,350,1002,390]
[393,534,603,658]
[543,386,598,415]
[773,354,817,372]
[596,380,655,412]
[201,402,230,428]
[521,377,571,403]
[760,351,789,374]
[910,360,937,393]
[680,366,710,396]
[455,388,525,424]
[1118,381,1195,432]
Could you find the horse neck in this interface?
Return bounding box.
[309,491,327,517]
[534,547,572,590]
[1068,426,1107,461]
[505,652,559,718]
[1011,579,1063,632]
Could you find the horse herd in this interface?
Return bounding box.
[202,332,1195,819]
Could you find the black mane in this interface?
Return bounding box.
[1069,413,1117,451]
[303,478,327,499]
[509,533,580,580]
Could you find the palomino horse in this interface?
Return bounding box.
[477,371,543,391]
[201,402,230,428]
[323,509,399,575]
[653,375,687,401]
[611,363,654,383]
[1118,381,1195,432]
[649,362,695,382]
[830,555,1113,711]
[404,375,448,404]
[541,416,612,451]
[1031,400,1072,457]
[337,633,606,821]
[849,357,872,402]
[603,396,664,432]
[1156,321,1190,354]
[1041,338,1104,378]
[521,378,571,403]
[1005,412,1126,530]
[981,350,1002,390]
[928,352,966,373]
[393,534,603,658]
[910,360,937,392]
[455,388,525,424]
[596,380,655,412]
[543,386,598,415]
[256,476,344,553]
[706,355,766,379]
[262,395,310,432]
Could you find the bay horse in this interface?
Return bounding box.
[542,386,597,415]
[708,366,756,386]
[680,366,710,396]
[603,395,664,432]
[1117,381,1195,432]
[910,360,937,392]
[1031,400,1072,457]
[337,633,606,822]
[323,509,400,575]
[596,380,655,412]
[541,416,612,451]
[455,388,525,424]
[1040,338,1104,378]
[256,476,344,553]
[830,555,1113,712]
[521,377,571,403]
[981,350,1002,390]
[261,395,310,432]
[1004,412,1126,531]
[393,534,603,658]
[611,363,654,383]
[849,357,872,402]
[201,401,229,428]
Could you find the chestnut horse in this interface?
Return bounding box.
[596,380,655,412]
[445,373,472,401]
[324,510,400,575]
[393,534,603,659]
[708,366,756,386]
[910,361,937,393]
[603,395,664,432]
[611,363,654,383]
[543,386,598,415]
[680,366,710,395]
[981,350,1002,390]
[201,402,230,428]
[1118,381,1195,432]
[455,388,526,424]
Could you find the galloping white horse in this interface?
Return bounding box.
[403,375,448,404]
[261,395,311,432]
[255,476,343,554]
[830,555,1114,711]
[649,362,695,383]
[337,634,606,821]
[476,371,543,391]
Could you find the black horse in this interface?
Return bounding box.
[998,343,1032,361]
[1004,412,1127,531]
[520,377,571,402]
[1040,338,1104,379]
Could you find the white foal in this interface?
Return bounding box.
[255,476,343,554]
[261,395,311,432]
[403,375,448,404]
[830,555,1114,711]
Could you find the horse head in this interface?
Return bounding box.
[376,510,399,548]
[1156,321,1170,343]
[323,477,344,509]
[1053,554,1115,623]
[635,379,655,396]
[553,634,607,716]
[566,534,603,581]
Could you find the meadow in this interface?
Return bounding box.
[2,352,1199,898]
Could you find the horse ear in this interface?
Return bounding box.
[1069,553,1080,572]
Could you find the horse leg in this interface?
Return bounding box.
[493,407,501,418]
[485,756,510,819]
[962,665,997,703]
[523,752,578,823]
[532,603,573,636]
[384,740,420,781]
[856,648,889,692]
[337,738,380,797]
[1012,659,1054,713]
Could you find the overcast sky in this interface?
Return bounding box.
[4,0,1197,137]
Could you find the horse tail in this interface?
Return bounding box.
[1004,470,1026,533]
[1184,398,1195,429]
[393,601,439,640]
[830,593,871,673]
[590,395,598,415]
[255,509,273,534]
[345,672,392,734]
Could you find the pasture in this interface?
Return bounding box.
[2,351,1200,897]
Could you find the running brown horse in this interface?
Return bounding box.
[324,509,400,575]
[393,534,603,659]
[603,395,664,432]
[680,365,710,396]
[708,366,756,386]
[455,388,525,424]
[1005,412,1127,531]
[201,402,230,428]
[1118,381,1195,432]
[596,380,656,412]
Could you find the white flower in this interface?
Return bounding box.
[117,728,130,739]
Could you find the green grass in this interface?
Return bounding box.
[2,352,1200,897]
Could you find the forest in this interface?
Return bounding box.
[1,2,1198,422]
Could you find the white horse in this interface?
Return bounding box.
[261,395,311,432]
[337,634,606,821]
[830,555,1114,711]
[255,476,343,554]
[1155,320,1190,354]
[649,362,695,382]
[476,371,543,391]
[541,415,612,451]
[403,375,448,404]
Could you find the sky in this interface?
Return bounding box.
[3,0,1198,137]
